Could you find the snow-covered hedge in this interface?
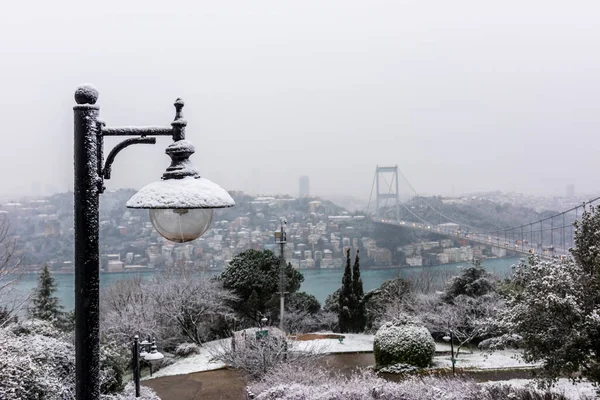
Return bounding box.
[0,326,76,399]
[8,318,66,339]
[373,320,435,368]
[248,364,569,400]
[101,383,161,400]
[175,342,202,357]
[0,320,140,400]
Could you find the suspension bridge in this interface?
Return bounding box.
[367,165,600,261]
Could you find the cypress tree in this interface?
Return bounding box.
[29,264,64,323]
[338,248,354,333]
[351,250,366,332]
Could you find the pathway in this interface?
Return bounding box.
[143,368,247,400]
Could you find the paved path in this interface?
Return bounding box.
[143,369,247,400]
[141,353,374,400]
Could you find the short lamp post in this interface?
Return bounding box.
[132,336,164,398]
[73,84,234,400]
[442,333,456,375]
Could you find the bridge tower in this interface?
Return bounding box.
[375,165,400,222]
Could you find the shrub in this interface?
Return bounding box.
[175,343,202,358]
[378,363,419,374]
[9,318,65,339]
[211,327,318,379]
[101,382,161,400]
[0,327,76,399]
[373,321,435,368]
[100,342,128,394]
[0,321,136,399]
[247,364,570,400]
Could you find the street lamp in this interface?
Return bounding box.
[132,336,164,397]
[274,218,287,331]
[144,340,165,377]
[442,333,456,375]
[73,84,234,400]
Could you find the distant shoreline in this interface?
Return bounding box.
[18,256,515,275]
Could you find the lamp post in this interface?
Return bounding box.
[73,84,234,400]
[443,333,456,375]
[274,219,287,331]
[132,336,163,398]
[132,336,142,397]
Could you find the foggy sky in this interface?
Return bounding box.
[1,0,599,201]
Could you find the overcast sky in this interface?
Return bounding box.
[0,0,599,200]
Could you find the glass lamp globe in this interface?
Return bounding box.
[149,208,214,243]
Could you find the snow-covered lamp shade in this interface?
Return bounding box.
[127,176,234,243]
[139,339,150,358]
[126,138,234,242]
[144,342,164,366]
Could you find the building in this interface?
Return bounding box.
[406,256,423,267]
[299,176,310,198]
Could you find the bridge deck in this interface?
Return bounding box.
[374,219,567,261]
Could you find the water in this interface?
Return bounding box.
[13,257,520,310]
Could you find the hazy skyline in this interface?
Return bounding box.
[1,1,599,200]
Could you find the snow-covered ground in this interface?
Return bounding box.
[146,339,227,379]
[148,333,537,379]
[291,333,454,354]
[434,349,536,370]
[291,333,376,354]
[482,378,596,400]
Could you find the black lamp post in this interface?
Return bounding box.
[132,336,163,397]
[73,84,234,399]
[443,332,456,374]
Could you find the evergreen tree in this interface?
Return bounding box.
[219,249,304,324]
[29,264,63,323]
[351,250,366,332]
[338,249,354,333]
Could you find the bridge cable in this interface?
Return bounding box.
[365,170,377,216]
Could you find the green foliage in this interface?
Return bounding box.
[28,265,64,325]
[364,277,411,330]
[352,250,366,331]
[323,288,341,314]
[373,320,435,368]
[286,292,320,314]
[219,250,304,323]
[338,249,366,333]
[100,342,128,394]
[443,260,495,302]
[338,249,354,332]
[505,204,600,387]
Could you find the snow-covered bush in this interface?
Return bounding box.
[373,320,435,368]
[378,363,419,374]
[9,318,65,339]
[101,273,236,348]
[175,342,201,357]
[423,293,505,357]
[100,342,128,394]
[283,310,338,334]
[101,382,161,400]
[0,326,76,399]
[211,327,318,379]
[0,320,132,399]
[248,365,569,400]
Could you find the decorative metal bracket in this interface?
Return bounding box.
[95,98,188,193]
[102,137,157,180]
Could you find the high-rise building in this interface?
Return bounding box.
[566,184,575,198]
[299,176,310,198]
